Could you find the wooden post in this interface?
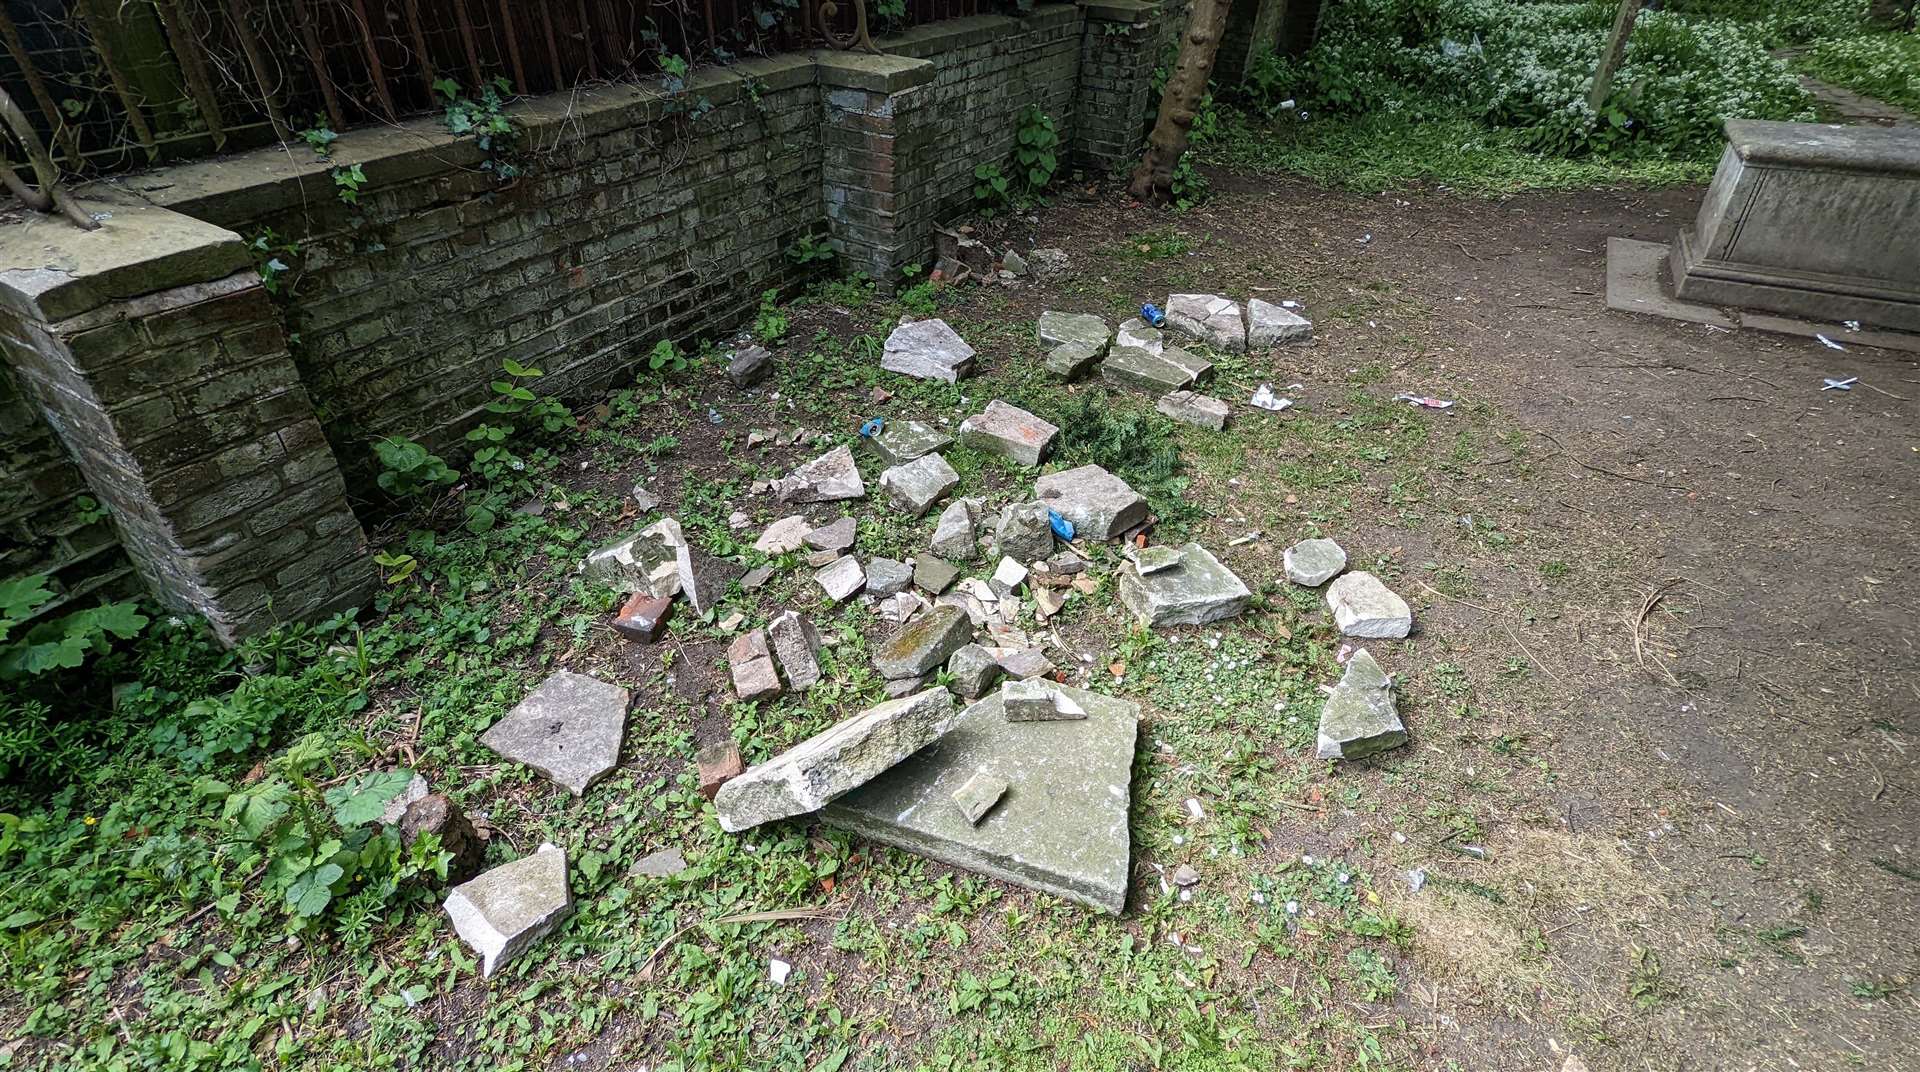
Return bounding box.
[1587,0,1644,114]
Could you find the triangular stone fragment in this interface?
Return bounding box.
[775,446,866,503]
[823,683,1139,914]
[1316,650,1406,760]
[882,319,975,382]
[480,672,628,795]
[443,843,573,977]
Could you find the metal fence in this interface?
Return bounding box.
[1,0,986,174]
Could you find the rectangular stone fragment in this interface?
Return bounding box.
[873,603,973,679]
[1117,542,1251,627]
[715,687,958,832]
[879,452,961,517]
[959,400,1059,467]
[1156,390,1229,431]
[1034,464,1148,542]
[866,419,953,467]
[1099,345,1210,394]
[1247,298,1314,347]
[1002,678,1085,722]
[952,770,1009,826]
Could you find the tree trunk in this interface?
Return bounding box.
[1587,0,1644,114]
[1128,0,1233,205]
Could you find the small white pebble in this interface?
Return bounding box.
[769,958,791,986]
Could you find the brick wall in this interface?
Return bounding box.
[0,363,135,611]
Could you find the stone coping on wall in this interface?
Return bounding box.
[0,190,250,323]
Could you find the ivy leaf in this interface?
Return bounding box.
[324,769,416,828]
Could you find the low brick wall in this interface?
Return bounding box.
[0,5,1177,638]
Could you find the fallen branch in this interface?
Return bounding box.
[1628,578,1685,686]
[637,904,844,981]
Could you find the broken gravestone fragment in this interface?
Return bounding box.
[952,770,1009,826]
[728,629,782,702]
[1002,678,1087,722]
[728,344,773,387]
[1326,571,1412,638]
[1246,298,1313,348]
[823,682,1139,914]
[443,842,573,977]
[1165,293,1248,352]
[1283,538,1348,587]
[865,557,913,598]
[715,687,958,831]
[1046,341,1103,380]
[1100,345,1211,395]
[630,847,689,878]
[775,445,866,503]
[813,555,865,602]
[1034,464,1148,542]
[873,603,973,679]
[1115,317,1164,353]
[931,498,983,561]
[865,419,953,467]
[480,671,628,796]
[959,400,1059,467]
[879,453,961,517]
[1117,543,1251,628]
[1156,390,1230,431]
[755,515,812,555]
[994,501,1056,563]
[676,541,741,617]
[581,527,678,595]
[915,556,961,594]
[805,516,857,553]
[1316,650,1407,760]
[1036,310,1111,353]
[882,318,975,382]
[946,642,1002,699]
[767,609,824,690]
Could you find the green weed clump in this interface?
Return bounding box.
[1799,31,1920,111]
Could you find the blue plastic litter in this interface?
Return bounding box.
[1047,509,1075,541]
[859,417,885,437]
[1140,302,1166,328]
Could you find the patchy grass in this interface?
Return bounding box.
[1797,31,1920,113]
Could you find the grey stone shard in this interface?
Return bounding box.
[952,771,1009,826]
[775,446,866,503]
[873,604,973,679]
[630,847,688,878]
[866,419,953,467]
[1034,464,1148,542]
[989,556,1028,597]
[865,557,913,598]
[1165,293,1248,352]
[1246,298,1313,348]
[931,498,983,560]
[768,610,824,691]
[959,400,1059,467]
[1100,345,1210,395]
[1036,311,1111,352]
[915,557,960,594]
[1115,318,1164,354]
[728,630,782,702]
[1002,249,1028,276]
[715,687,959,832]
[1117,543,1251,628]
[997,648,1054,680]
[581,527,678,595]
[824,683,1139,914]
[755,515,812,555]
[1029,247,1071,281]
[677,542,741,617]
[994,501,1056,563]
[481,671,629,796]
[1284,538,1348,587]
[946,642,1002,699]
[1156,390,1230,431]
[1003,678,1085,722]
[805,516,857,553]
[728,344,773,387]
[813,555,865,602]
[1316,650,1407,760]
[444,842,573,977]
[1326,571,1413,639]
[882,319,975,382]
[1045,341,1103,380]
[879,453,961,517]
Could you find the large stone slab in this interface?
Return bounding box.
[715,688,958,832]
[873,604,973,679]
[1034,464,1147,542]
[882,319,975,381]
[879,453,961,517]
[1246,299,1314,347]
[823,683,1140,914]
[959,400,1058,467]
[1165,294,1247,352]
[1116,543,1251,627]
[775,446,866,503]
[1099,345,1211,395]
[1326,571,1412,638]
[481,671,629,795]
[1036,311,1111,352]
[444,842,573,977]
[1316,650,1407,760]
[866,419,953,467]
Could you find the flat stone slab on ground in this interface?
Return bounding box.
[775,446,866,503]
[1100,345,1211,395]
[1034,464,1148,542]
[959,400,1059,467]
[716,688,958,831]
[865,557,913,597]
[1117,543,1251,628]
[1036,311,1111,352]
[813,555,865,602]
[1165,294,1247,352]
[1246,298,1313,347]
[866,420,953,467]
[805,516,857,552]
[883,319,975,382]
[443,842,573,977]
[1045,341,1103,379]
[879,453,961,517]
[755,515,812,554]
[1156,390,1229,431]
[676,542,740,617]
[1316,650,1407,760]
[1284,538,1348,587]
[1326,571,1413,638]
[481,672,629,796]
[915,557,960,594]
[873,604,974,679]
[1115,318,1164,353]
[823,682,1139,914]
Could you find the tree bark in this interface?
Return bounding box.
[1587,0,1644,114]
[1128,0,1233,205]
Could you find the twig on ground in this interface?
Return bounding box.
[1629,578,1685,686]
[1858,381,1911,401]
[1414,580,1495,614]
[1502,622,1563,685]
[637,905,844,981]
[1531,428,1685,491]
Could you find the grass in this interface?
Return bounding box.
[1797,30,1920,112]
[1203,113,1714,196]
